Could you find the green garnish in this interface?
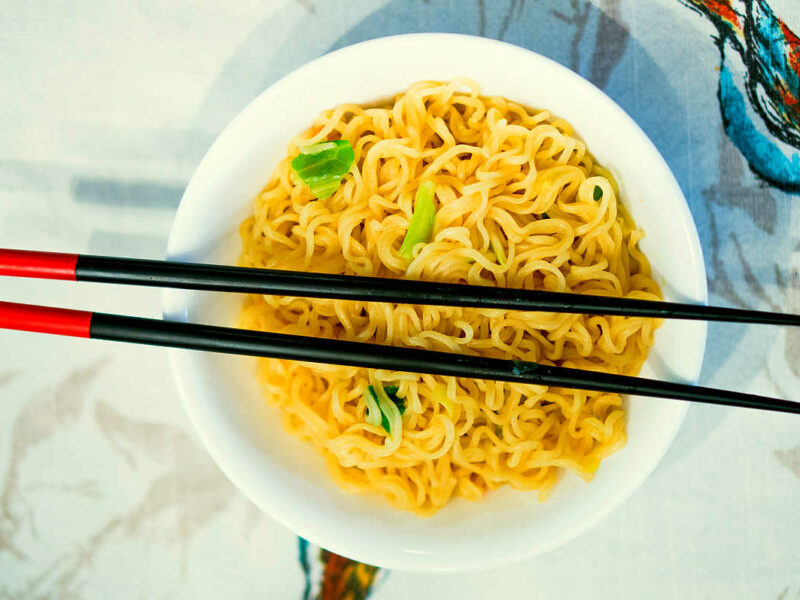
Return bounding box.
[540,213,550,220]
[399,181,437,261]
[365,385,405,433]
[491,239,506,265]
[363,386,382,428]
[299,141,337,155]
[591,164,619,195]
[593,185,602,201]
[290,140,354,199]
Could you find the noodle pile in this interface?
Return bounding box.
[238,79,662,515]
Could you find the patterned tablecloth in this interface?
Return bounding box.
[1,1,799,598]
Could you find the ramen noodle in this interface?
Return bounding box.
[238,79,661,515]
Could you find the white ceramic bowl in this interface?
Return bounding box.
[163,33,707,572]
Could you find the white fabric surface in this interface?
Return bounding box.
[1,1,799,598]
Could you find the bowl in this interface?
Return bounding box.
[163,33,707,572]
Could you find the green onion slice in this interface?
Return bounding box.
[290,139,355,199]
[399,181,437,261]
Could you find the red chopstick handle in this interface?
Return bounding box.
[0,249,78,280]
[0,301,92,338]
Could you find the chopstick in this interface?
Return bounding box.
[2,249,799,326]
[1,300,798,415]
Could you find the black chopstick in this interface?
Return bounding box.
[2,248,799,326]
[2,300,798,415]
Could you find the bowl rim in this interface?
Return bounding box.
[164,32,708,572]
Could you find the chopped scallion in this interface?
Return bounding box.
[363,387,382,427]
[365,384,405,434]
[290,139,354,199]
[491,239,506,265]
[591,164,619,196]
[399,181,437,261]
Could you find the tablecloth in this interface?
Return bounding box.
[1,0,799,597]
